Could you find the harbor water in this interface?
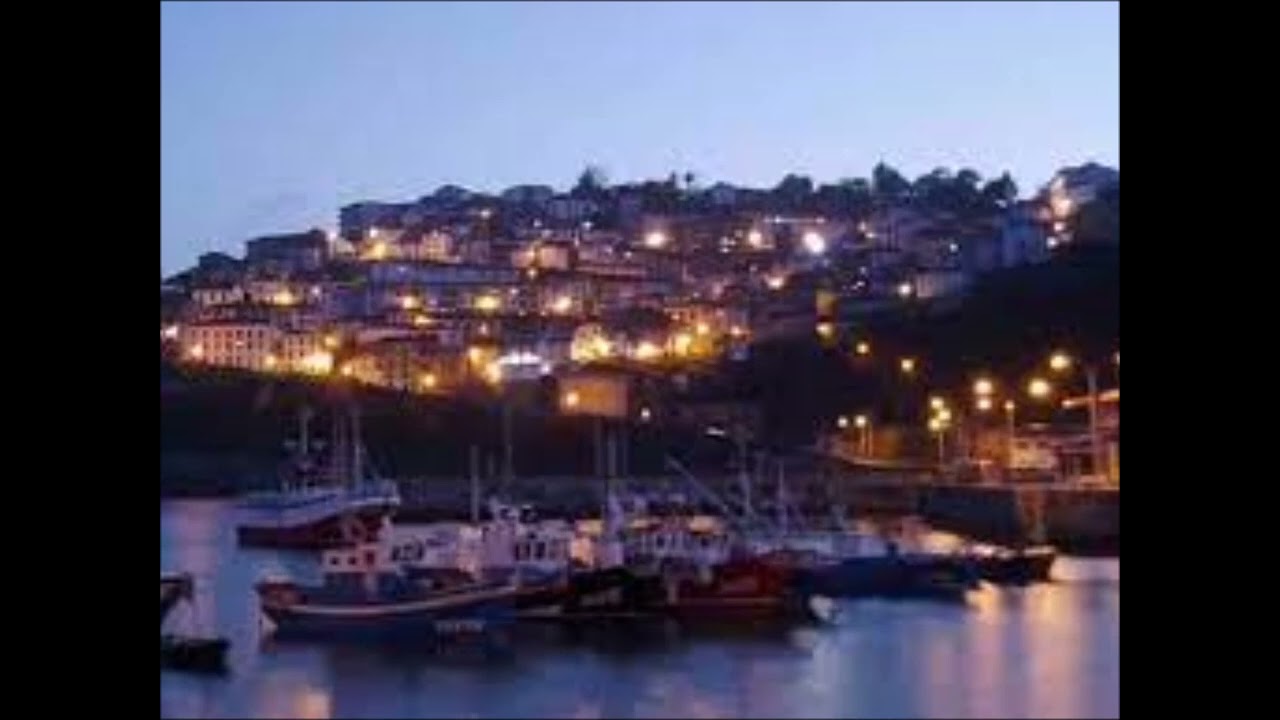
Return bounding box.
[161,499,1119,719]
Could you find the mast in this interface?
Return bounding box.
[469,444,481,524]
[501,400,514,496]
[299,405,312,458]
[349,404,362,487]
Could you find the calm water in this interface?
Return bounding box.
[161,500,1119,719]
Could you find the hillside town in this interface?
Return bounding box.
[161,162,1117,415]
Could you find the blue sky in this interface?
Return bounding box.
[161,1,1118,275]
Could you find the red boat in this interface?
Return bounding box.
[658,554,803,621]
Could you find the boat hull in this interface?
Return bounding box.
[258,582,516,642]
[794,555,978,600]
[659,558,809,622]
[236,507,390,550]
[974,549,1056,584]
[512,567,667,620]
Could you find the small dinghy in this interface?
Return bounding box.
[161,572,230,674]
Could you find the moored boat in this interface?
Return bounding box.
[393,501,664,622]
[969,545,1057,584]
[657,553,810,622]
[235,406,400,550]
[255,540,517,643]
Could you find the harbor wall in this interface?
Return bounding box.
[389,474,1119,557]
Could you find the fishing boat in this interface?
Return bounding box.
[255,538,518,643]
[968,544,1057,584]
[392,500,665,621]
[235,406,400,550]
[657,553,814,622]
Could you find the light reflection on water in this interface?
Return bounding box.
[161,499,1118,719]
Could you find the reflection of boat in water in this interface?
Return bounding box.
[161,635,229,674]
[161,573,193,625]
[235,406,399,550]
[255,540,517,644]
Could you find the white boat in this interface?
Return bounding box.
[235,406,400,549]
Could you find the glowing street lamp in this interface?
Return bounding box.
[930,396,946,411]
[897,282,914,299]
[973,378,994,396]
[837,415,850,430]
[563,390,580,410]
[855,414,871,456]
[900,357,917,375]
[1048,350,1106,482]
[419,372,438,390]
[855,341,871,357]
[1028,377,1052,399]
[802,230,827,255]
[550,295,573,315]
[644,231,668,249]
[976,396,993,412]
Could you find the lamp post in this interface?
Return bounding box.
[1050,352,1103,480]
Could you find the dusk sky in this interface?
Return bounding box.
[161,1,1119,276]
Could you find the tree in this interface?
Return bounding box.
[773,174,814,212]
[872,163,910,203]
[572,165,609,200]
[981,172,1019,209]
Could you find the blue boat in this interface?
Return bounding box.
[790,552,980,600]
[755,533,980,601]
[255,541,518,643]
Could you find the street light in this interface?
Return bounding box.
[900,357,917,375]
[973,378,994,397]
[855,341,871,357]
[929,417,946,464]
[1028,378,1052,399]
[1049,351,1105,481]
[930,396,946,411]
[837,415,850,430]
[976,396,993,412]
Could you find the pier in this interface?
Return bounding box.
[390,471,1119,556]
